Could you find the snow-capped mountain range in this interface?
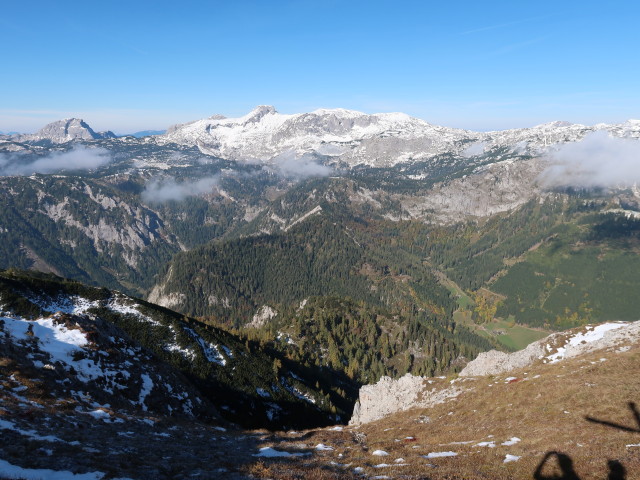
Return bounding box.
[160,106,640,167]
[6,107,640,168]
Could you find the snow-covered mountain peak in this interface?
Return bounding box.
[160,106,472,166]
[249,104,277,116]
[544,120,574,128]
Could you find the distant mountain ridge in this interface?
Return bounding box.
[159,106,640,167]
[126,129,166,138]
[6,108,640,167]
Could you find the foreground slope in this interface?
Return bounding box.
[228,321,640,479]
[2,283,640,478]
[0,270,348,429]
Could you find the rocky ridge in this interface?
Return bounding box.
[160,106,640,168]
[5,109,640,171]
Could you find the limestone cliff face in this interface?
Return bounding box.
[349,374,463,425]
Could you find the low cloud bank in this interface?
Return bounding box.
[539,131,640,189]
[461,142,487,158]
[0,146,111,176]
[141,150,331,203]
[141,175,220,203]
[271,151,333,178]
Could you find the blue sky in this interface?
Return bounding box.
[1,0,638,133]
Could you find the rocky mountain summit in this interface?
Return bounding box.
[13,118,116,143]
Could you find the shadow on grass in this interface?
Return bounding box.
[533,402,639,479]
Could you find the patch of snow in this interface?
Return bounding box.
[372,450,389,456]
[315,443,334,451]
[256,388,271,398]
[424,451,458,458]
[281,378,316,405]
[475,441,496,448]
[88,409,111,421]
[548,323,626,363]
[504,454,521,463]
[0,315,120,384]
[28,295,98,315]
[138,374,153,411]
[501,437,521,446]
[0,419,64,443]
[164,342,197,361]
[0,458,105,480]
[253,447,307,458]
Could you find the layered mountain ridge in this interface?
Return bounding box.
[5,107,640,168]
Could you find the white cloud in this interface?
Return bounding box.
[141,175,220,203]
[270,150,332,178]
[538,131,640,189]
[0,146,111,176]
[461,142,487,158]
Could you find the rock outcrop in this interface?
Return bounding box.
[349,373,463,425]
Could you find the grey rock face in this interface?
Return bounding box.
[349,373,463,425]
[16,118,114,143]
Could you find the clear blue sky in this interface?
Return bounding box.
[1,0,638,133]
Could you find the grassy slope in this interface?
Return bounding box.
[242,343,640,479]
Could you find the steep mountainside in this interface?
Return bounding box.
[0,270,351,429]
[0,175,180,294]
[3,277,640,478]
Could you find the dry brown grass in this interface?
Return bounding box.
[247,345,640,479]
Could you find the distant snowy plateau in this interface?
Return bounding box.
[157,106,640,168]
